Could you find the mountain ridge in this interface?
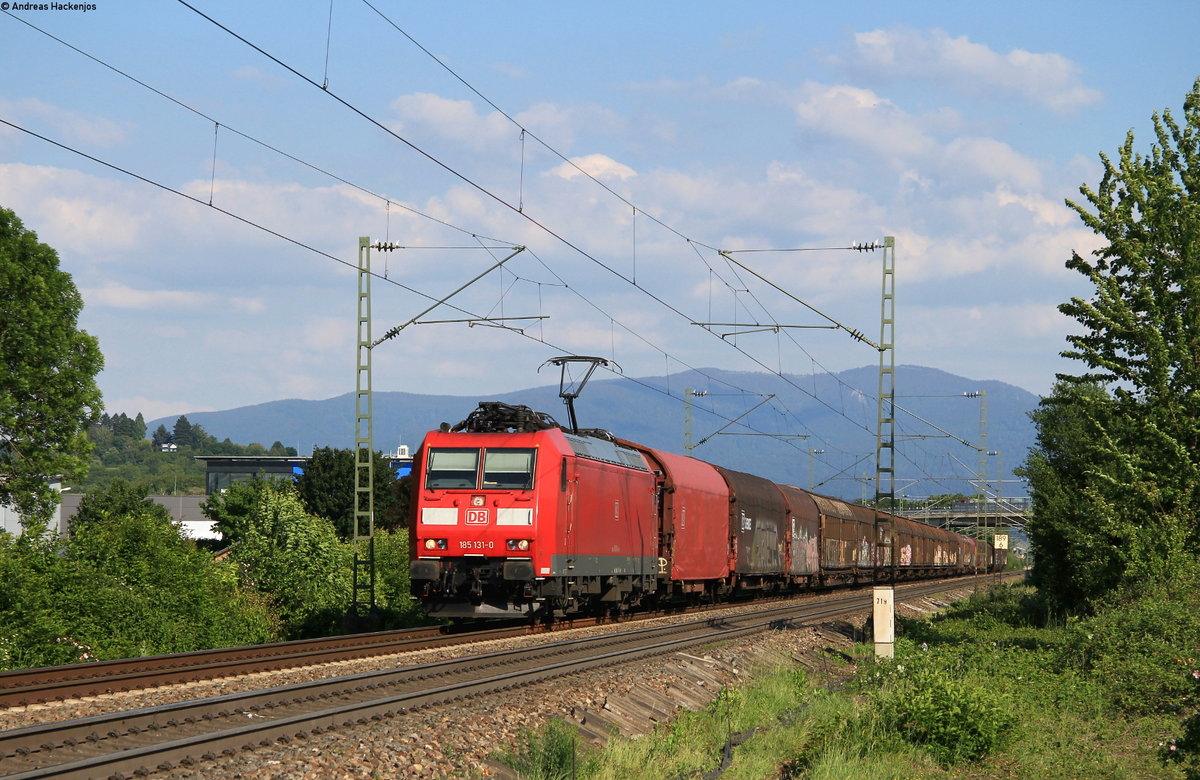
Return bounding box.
[149,365,1038,502]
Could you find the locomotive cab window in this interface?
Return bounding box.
[426,448,480,489]
[483,448,536,490]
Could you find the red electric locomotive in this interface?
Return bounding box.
[409,403,659,618]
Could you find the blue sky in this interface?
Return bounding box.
[2,1,1198,425]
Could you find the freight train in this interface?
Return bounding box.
[408,402,1001,619]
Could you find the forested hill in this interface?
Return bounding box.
[148,365,1039,500]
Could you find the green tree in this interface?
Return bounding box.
[372,528,422,627]
[71,479,170,530]
[228,480,351,638]
[200,475,282,545]
[268,440,292,456]
[151,424,171,449]
[0,510,277,669]
[172,416,194,449]
[1018,382,1128,608]
[1028,78,1200,606]
[0,207,104,529]
[295,447,404,537]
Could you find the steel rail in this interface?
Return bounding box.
[0,623,532,708]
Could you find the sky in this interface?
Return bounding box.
[2,1,1198,426]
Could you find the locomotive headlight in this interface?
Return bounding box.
[424,538,448,551]
[506,539,531,551]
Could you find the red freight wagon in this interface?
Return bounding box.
[957,535,973,569]
[847,504,879,572]
[891,515,940,575]
[774,484,820,580]
[409,402,1001,620]
[562,432,658,580]
[629,443,730,584]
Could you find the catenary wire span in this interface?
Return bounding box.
[0,117,827,455]
[6,2,854,455]
[4,6,985,492]
[170,1,893,445]
[2,9,828,448]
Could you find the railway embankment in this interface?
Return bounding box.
[489,574,1200,780]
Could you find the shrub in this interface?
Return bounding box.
[871,665,1017,766]
[1160,668,1200,778]
[0,514,278,669]
[372,529,425,627]
[1060,576,1200,714]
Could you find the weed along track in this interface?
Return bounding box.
[0,575,1013,779]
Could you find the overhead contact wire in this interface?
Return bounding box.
[0,117,805,449]
[3,9,510,247]
[174,1,844,446]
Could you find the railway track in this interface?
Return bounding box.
[0,624,531,710]
[0,572,1007,710]
[0,574,1015,779]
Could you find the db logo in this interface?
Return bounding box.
[465,508,490,525]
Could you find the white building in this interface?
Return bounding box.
[0,478,67,537]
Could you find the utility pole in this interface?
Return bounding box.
[351,238,525,624]
[964,389,988,585]
[351,237,376,623]
[872,236,896,659]
[807,448,825,490]
[979,388,988,584]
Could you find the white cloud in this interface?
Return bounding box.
[0,164,145,253]
[993,186,1074,229]
[300,316,351,352]
[82,282,264,314]
[792,83,937,163]
[941,137,1043,190]
[230,66,288,88]
[788,83,1049,192]
[389,92,513,152]
[547,153,637,182]
[514,102,625,149]
[489,61,531,80]
[848,27,1102,113]
[908,300,1076,351]
[0,98,127,146]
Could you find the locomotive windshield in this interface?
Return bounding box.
[426,448,479,488]
[425,447,536,490]
[483,448,535,489]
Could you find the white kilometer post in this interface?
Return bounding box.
[873,585,895,658]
